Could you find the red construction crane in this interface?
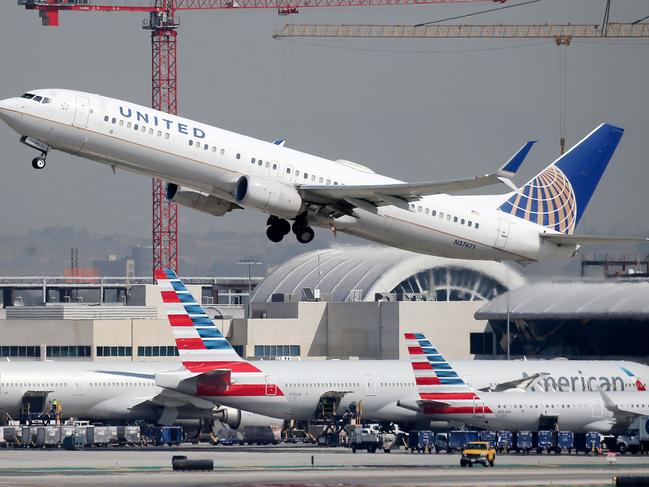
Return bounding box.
[18,0,502,277]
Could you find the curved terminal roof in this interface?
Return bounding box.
[475,281,649,321]
[251,246,526,303]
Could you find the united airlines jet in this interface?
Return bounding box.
[152,270,649,426]
[0,89,645,262]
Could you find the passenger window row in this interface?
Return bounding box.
[188,139,226,155]
[104,115,170,140]
[410,204,480,229]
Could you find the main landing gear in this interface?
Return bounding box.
[266,216,291,243]
[266,215,315,244]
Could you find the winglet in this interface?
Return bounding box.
[497,141,536,177]
[273,138,286,146]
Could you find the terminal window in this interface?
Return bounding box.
[470,332,494,355]
[254,345,300,357]
[96,346,133,357]
[137,346,179,357]
[46,346,91,358]
[0,346,40,358]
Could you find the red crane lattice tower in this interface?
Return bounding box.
[19,0,500,277]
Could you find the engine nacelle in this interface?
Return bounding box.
[166,183,237,217]
[214,407,284,430]
[234,176,303,219]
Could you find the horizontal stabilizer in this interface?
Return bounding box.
[540,233,649,246]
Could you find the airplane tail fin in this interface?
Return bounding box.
[498,123,624,234]
[155,268,260,374]
[405,332,480,405]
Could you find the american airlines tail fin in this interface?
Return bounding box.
[155,268,260,374]
[404,332,483,412]
[498,123,624,234]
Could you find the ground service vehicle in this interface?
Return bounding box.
[460,441,496,468]
[616,417,649,454]
[349,428,380,453]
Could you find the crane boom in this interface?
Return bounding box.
[274,22,649,39]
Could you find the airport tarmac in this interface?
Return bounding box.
[1,445,649,486]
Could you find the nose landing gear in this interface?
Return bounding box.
[20,136,49,170]
[31,156,46,169]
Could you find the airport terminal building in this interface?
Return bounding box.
[0,246,648,364]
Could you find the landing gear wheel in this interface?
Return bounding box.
[32,157,46,169]
[276,218,291,236]
[266,226,284,243]
[295,226,314,244]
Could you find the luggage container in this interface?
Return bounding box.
[145,426,183,446]
[515,431,532,454]
[408,431,433,453]
[21,426,37,447]
[585,432,601,454]
[448,431,479,453]
[496,431,513,453]
[74,426,93,446]
[122,426,140,446]
[3,426,21,447]
[557,431,574,454]
[479,430,497,448]
[36,426,61,448]
[94,426,113,446]
[537,430,556,454]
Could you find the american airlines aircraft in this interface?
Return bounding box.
[0,89,645,262]
[0,361,277,429]
[402,333,649,434]
[153,269,649,427]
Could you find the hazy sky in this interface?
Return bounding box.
[0,0,648,247]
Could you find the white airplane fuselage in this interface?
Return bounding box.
[1,359,645,428]
[0,89,576,262]
[0,362,212,422]
[422,390,649,434]
[186,359,649,425]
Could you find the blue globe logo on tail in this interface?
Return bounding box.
[499,165,577,234]
[498,123,624,235]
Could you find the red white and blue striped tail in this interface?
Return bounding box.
[404,332,480,404]
[155,268,260,374]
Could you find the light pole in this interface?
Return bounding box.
[238,258,263,318]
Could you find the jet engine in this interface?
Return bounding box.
[214,406,284,430]
[166,183,237,217]
[234,176,303,219]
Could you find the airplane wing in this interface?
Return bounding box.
[480,372,550,392]
[299,141,535,209]
[131,388,217,412]
[396,397,451,413]
[600,389,641,429]
[540,234,649,246]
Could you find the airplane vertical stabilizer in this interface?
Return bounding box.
[498,123,624,234]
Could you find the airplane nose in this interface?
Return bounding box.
[0,98,18,124]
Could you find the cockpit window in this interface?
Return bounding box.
[42,97,51,104]
[21,93,35,99]
[33,96,43,102]
[20,93,51,104]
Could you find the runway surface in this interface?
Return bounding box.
[0,445,648,486]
